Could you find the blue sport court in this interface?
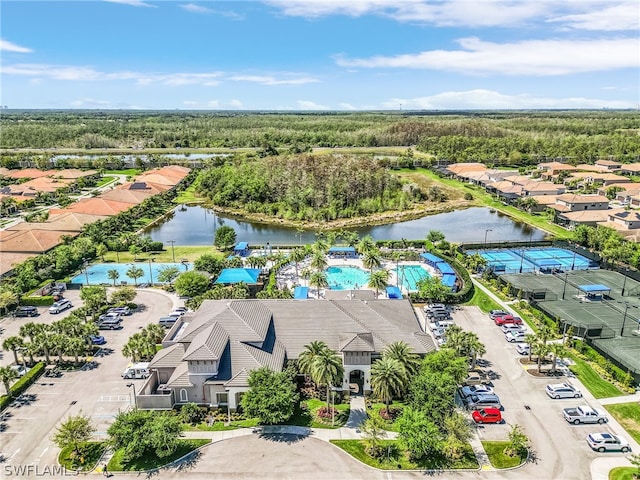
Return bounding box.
[468,247,596,274]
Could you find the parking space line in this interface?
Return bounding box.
[9,417,36,420]
[39,447,49,458]
[10,449,20,459]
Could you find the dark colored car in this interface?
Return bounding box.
[108,306,132,316]
[90,335,107,345]
[472,408,503,424]
[15,306,39,317]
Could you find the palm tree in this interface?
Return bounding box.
[383,341,421,379]
[289,248,307,278]
[35,331,52,364]
[362,250,382,273]
[144,323,167,344]
[370,357,404,413]
[534,342,551,374]
[51,334,67,364]
[23,342,37,366]
[96,243,108,262]
[2,336,25,365]
[309,271,328,298]
[310,251,328,273]
[467,335,487,370]
[126,265,144,286]
[357,235,376,255]
[524,333,538,363]
[107,269,120,286]
[0,366,18,396]
[66,338,87,365]
[19,322,42,344]
[548,343,566,374]
[312,239,330,255]
[300,267,312,287]
[368,269,389,298]
[310,347,344,409]
[298,340,329,381]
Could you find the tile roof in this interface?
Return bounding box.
[149,343,185,369]
[2,169,57,179]
[446,163,486,175]
[529,195,559,205]
[165,362,193,388]
[620,164,640,173]
[339,332,375,352]
[51,169,98,179]
[56,198,132,216]
[99,188,152,204]
[0,252,37,276]
[182,323,229,361]
[556,194,609,204]
[560,209,620,223]
[0,228,71,253]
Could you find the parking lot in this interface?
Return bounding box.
[0,288,175,468]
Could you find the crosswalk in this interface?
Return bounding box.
[98,395,130,402]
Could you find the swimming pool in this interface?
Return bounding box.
[325,266,370,290]
[70,262,193,286]
[395,265,431,291]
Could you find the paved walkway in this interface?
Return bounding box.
[598,391,640,405]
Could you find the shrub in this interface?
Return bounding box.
[0,362,45,411]
[179,403,206,425]
[316,406,338,419]
[20,296,55,306]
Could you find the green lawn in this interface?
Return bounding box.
[464,284,501,313]
[174,184,205,204]
[288,398,350,429]
[107,439,209,471]
[567,353,623,398]
[481,441,527,469]
[103,168,142,176]
[95,175,118,187]
[331,439,478,470]
[101,246,224,264]
[58,442,106,472]
[604,403,640,444]
[609,467,639,480]
[368,401,406,432]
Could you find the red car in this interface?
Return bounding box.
[494,315,523,326]
[472,408,503,424]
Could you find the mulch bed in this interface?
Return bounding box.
[518,358,565,377]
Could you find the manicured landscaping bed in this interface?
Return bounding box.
[609,467,638,480]
[58,442,106,472]
[189,417,260,431]
[604,402,640,444]
[482,441,527,469]
[464,284,501,313]
[567,353,623,399]
[288,398,350,429]
[107,439,209,471]
[331,439,478,470]
[367,401,406,432]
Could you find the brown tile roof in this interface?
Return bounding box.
[560,209,620,223]
[0,228,71,253]
[152,165,191,179]
[620,163,640,173]
[9,212,109,232]
[446,163,487,175]
[54,198,132,216]
[2,169,57,179]
[530,195,559,205]
[0,252,37,276]
[575,164,610,173]
[99,188,151,204]
[608,210,640,223]
[20,177,73,194]
[51,169,99,179]
[133,173,177,186]
[595,160,622,167]
[538,162,577,172]
[0,193,30,203]
[556,194,609,204]
[522,182,564,193]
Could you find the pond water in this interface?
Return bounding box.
[144,205,546,246]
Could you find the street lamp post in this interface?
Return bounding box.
[562,271,568,300]
[148,258,153,285]
[519,249,524,273]
[83,258,90,285]
[127,383,137,409]
[621,303,630,337]
[621,269,629,296]
[484,229,493,247]
[168,240,176,263]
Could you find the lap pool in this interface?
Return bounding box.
[394,265,431,291]
[325,266,370,290]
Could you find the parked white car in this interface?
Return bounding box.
[515,343,530,355]
[546,383,582,399]
[505,331,526,343]
[586,433,631,452]
[501,324,525,334]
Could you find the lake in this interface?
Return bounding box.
[144,205,547,246]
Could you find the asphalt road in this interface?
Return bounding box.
[0,288,175,470]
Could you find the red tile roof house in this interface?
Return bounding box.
[0,228,71,254]
[558,208,624,229]
[595,159,622,171]
[49,198,132,216]
[620,163,640,176]
[552,194,610,213]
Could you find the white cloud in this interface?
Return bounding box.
[228,99,243,109]
[2,64,225,86]
[0,39,33,53]
[382,89,635,109]
[180,3,213,14]
[69,98,143,109]
[335,37,639,75]
[297,100,329,110]
[548,2,639,31]
[104,0,156,7]
[265,0,638,30]
[338,102,357,110]
[229,74,319,85]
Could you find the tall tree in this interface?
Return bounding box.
[298,340,329,382]
[0,366,19,396]
[310,347,344,409]
[51,413,96,458]
[126,265,145,287]
[370,357,404,413]
[368,269,389,297]
[2,336,25,365]
[107,268,120,287]
[240,367,299,425]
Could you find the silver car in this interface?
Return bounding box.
[546,383,582,399]
[586,433,631,453]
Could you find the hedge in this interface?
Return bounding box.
[0,362,45,411]
[21,296,55,307]
[409,250,474,304]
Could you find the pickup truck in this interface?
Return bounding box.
[563,406,608,425]
[464,369,493,386]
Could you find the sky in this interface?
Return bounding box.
[1,0,639,110]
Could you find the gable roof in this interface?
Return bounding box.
[54,198,132,216]
[339,332,375,352]
[0,229,70,253]
[182,323,229,361]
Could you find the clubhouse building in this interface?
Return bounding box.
[136,298,434,410]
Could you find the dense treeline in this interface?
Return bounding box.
[1,111,638,163]
[197,155,423,222]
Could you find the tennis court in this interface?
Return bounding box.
[469,247,595,274]
[500,269,640,376]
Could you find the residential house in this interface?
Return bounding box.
[0,229,70,254]
[565,172,632,187]
[445,163,486,179]
[620,163,640,176]
[605,210,640,230]
[135,299,434,410]
[558,209,620,229]
[595,160,622,171]
[49,198,132,216]
[553,194,610,212]
[0,252,38,277]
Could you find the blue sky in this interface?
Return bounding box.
[1,0,638,110]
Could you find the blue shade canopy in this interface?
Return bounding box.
[578,284,610,293]
[329,246,356,253]
[216,268,261,284]
[436,262,455,275]
[420,253,442,265]
[294,286,309,299]
[386,286,402,299]
[441,274,457,287]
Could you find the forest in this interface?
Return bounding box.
[196,155,425,222]
[1,110,639,164]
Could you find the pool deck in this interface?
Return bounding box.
[276,256,437,298]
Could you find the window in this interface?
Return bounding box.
[216,393,228,405]
[179,389,188,402]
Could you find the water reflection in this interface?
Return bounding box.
[144,205,546,246]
